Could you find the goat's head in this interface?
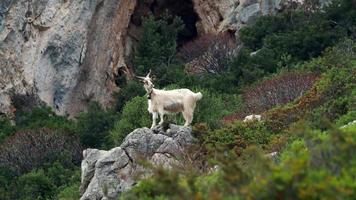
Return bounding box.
[136,70,154,93]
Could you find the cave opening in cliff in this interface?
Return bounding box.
[151,0,199,46]
[132,0,199,47]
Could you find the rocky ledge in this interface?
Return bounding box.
[79,124,194,200]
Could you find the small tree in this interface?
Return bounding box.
[179,32,237,75]
[110,96,150,146]
[75,102,118,148]
[134,14,184,86]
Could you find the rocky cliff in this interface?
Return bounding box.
[79,124,194,200]
[0,0,136,117]
[1,0,324,117]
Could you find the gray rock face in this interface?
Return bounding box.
[0,0,136,116]
[80,124,194,200]
[191,0,318,34]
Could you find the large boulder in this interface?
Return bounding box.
[80,124,194,200]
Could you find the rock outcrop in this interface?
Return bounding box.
[80,124,194,200]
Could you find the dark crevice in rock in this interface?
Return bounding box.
[122,147,134,164]
[114,67,127,87]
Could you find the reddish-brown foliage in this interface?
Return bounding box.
[0,128,82,174]
[243,72,319,114]
[223,72,319,123]
[264,85,325,132]
[179,32,237,75]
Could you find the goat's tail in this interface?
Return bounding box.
[194,92,203,101]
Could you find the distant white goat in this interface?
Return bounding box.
[136,70,203,128]
[243,114,262,122]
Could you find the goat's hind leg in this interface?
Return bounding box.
[151,112,158,129]
[182,111,193,126]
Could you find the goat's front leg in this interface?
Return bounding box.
[159,113,164,125]
[151,112,158,129]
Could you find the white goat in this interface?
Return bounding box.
[243,114,262,122]
[136,70,203,128]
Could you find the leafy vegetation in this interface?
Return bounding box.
[134,14,185,86]
[75,102,119,148]
[110,96,150,146]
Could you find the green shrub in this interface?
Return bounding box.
[265,63,355,132]
[110,96,150,146]
[58,183,81,200]
[75,102,118,148]
[0,117,16,143]
[204,121,273,154]
[134,14,184,86]
[300,38,356,72]
[15,107,75,132]
[17,169,56,200]
[191,88,241,128]
[57,170,81,200]
[336,111,356,127]
[114,80,146,112]
[233,0,356,86]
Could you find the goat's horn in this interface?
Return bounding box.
[135,75,145,79]
[146,69,151,78]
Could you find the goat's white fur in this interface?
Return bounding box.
[243,114,262,122]
[137,71,202,128]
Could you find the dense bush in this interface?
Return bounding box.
[114,80,146,112]
[227,0,356,86]
[179,32,237,75]
[14,107,75,132]
[0,128,82,175]
[265,66,355,132]
[239,1,353,59]
[0,117,15,143]
[57,169,81,200]
[17,169,56,200]
[75,102,118,148]
[223,71,318,122]
[298,38,356,72]
[243,72,318,114]
[204,121,273,154]
[134,14,184,86]
[190,88,241,128]
[0,165,80,200]
[110,96,150,146]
